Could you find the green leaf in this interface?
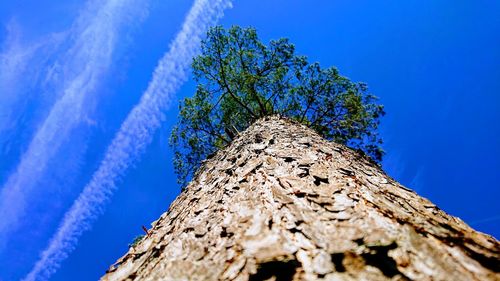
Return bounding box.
[170,26,385,187]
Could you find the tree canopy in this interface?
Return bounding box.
[170,26,384,186]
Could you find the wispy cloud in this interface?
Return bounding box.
[382,150,406,181]
[469,215,500,226]
[23,0,232,280]
[0,0,148,254]
[409,166,425,193]
[0,20,66,154]
[0,21,39,102]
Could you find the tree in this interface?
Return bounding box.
[170,26,384,186]
[103,117,500,280]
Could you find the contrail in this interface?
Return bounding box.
[0,0,147,253]
[24,0,232,280]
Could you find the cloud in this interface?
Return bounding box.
[0,0,148,255]
[409,166,425,193]
[23,0,232,280]
[469,215,500,226]
[0,20,66,153]
[382,150,406,181]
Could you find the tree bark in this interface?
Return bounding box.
[102,116,500,281]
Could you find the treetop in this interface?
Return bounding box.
[170,25,384,186]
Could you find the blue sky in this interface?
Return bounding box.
[0,1,499,280]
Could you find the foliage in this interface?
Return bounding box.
[170,26,385,186]
[128,235,145,248]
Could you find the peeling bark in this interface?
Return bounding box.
[102,116,500,281]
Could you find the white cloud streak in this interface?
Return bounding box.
[0,0,147,253]
[0,21,66,152]
[23,0,232,280]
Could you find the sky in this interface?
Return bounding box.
[0,1,498,280]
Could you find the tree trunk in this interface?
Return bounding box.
[102,116,499,281]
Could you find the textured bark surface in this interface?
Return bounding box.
[102,116,500,281]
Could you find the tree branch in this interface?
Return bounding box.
[214,37,258,119]
[234,40,267,116]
